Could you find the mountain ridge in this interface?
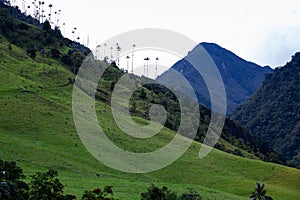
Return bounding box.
[158,42,273,114]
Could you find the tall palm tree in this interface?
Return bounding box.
[103,43,107,59]
[144,57,150,77]
[126,55,130,72]
[131,44,136,73]
[56,9,61,27]
[116,45,121,66]
[41,1,44,21]
[48,3,52,23]
[155,57,159,79]
[62,23,65,34]
[38,1,41,22]
[72,27,77,41]
[22,0,26,14]
[250,182,273,200]
[110,46,113,61]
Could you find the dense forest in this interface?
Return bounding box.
[232,53,300,168]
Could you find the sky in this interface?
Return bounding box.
[15,0,300,70]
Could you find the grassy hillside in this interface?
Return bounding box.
[1,34,300,200]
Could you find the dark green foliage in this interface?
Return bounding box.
[0,160,29,200]
[141,184,178,200]
[139,88,147,99]
[17,22,29,30]
[232,52,300,168]
[110,61,118,68]
[0,160,25,181]
[42,20,51,31]
[26,48,36,59]
[178,189,202,200]
[61,54,72,65]
[28,170,64,199]
[0,4,90,74]
[81,186,114,200]
[50,48,61,58]
[249,182,273,200]
[0,160,114,199]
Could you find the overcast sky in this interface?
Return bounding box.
[16,0,300,68]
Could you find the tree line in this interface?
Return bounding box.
[0,160,273,200]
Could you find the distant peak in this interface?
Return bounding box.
[264,65,273,70]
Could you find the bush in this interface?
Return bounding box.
[26,48,36,59]
[42,20,51,31]
[50,48,61,58]
[141,184,177,200]
[29,170,65,199]
[178,189,202,200]
[139,88,147,99]
[61,54,72,65]
[81,186,114,200]
[0,159,29,200]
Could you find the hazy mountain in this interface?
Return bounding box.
[158,42,273,114]
[232,53,300,168]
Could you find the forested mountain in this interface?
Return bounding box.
[232,53,300,168]
[158,42,273,114]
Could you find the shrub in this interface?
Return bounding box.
[141,184,177,200]
[81,186,114,200]
[0,159,29,199]
[50,48,61,58]
[29,170,64,199]
[26,48,36,59]
[178,189,202,200]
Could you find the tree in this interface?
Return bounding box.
[178,189,202,200]
[139,88,147,99]
[81,186,114,200]
[250,182,273,200]
[29,170,65,199]
[0,160,29,200]
[141,184,177,200]
[48,3,53,23]
[50,48,61,58]
[42,20,51,31]
[26,48,36,59]
[0,0,10,6]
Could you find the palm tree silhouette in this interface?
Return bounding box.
[116,45,122,66]
[103,43,107,60]
[144,57,150,77]
[250,182,273,200]
[126,55,130,72]
[62,23,66,35]
[48,3,52,23]
[155,57,159,79]
[131,44,136,73]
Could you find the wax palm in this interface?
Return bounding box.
[250,182,273,200]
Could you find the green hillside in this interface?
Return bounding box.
[1,3,300,200]
[1,35,300,200]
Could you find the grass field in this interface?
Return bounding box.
[0,36,300,199]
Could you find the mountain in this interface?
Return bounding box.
[1,3,300,199]
[232,53,300,168]
[158,42,273,114]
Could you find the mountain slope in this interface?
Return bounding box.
[158,42,273,114]
[232,53,300,168]
[1,41,300,199]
